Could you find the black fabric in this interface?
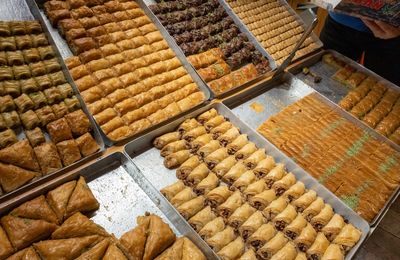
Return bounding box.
[320,15,400,86]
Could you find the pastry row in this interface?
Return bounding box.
[153,108,362,259]
[0,175,206,259]
[258,93,400,222]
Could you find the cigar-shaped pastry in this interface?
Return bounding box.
[232,170,256,192]
[273,204,297,231]
[218,127,240,146]
[160,140,189,157]
[213,156,237,177]
[235,143,257,160]
[303,197,325,221]
[206,186,233,208]
[294,223,318,252]
[211,121,234,139]
[243,149,267,169]
[182,126,207,142]
[284,213,308,240]
[222,162,247,185]
[249,189,277,210]
[197,108,218,124]
[295,252,308,260]
[270,242,297,260]
[186,163,210,186]
[239,249,257,260]
[227,203,256,230]
[206,226,237,252]
[248,223,276,251]
[218,237,245,260]
[164,150,191,169]
[205,115,226,131]
[189,206,216,232]
[321,244,344,260]
[217,191,244,219]
[257,232,288,260]
[176,156,201,180]
[332,224,361,252]
[194,173,219,195]
[292,190,317,212]
[283,182,305,202]
[177,196,206,220]
[264,164,286,187]
[226,134,248,154]
[311,204,334,231]
[199,217,225,240]
[178,119,201,135]
[204,147,229,169]
[239,211,265,240]
[272,172,296,195]
[306,233,330,260]
[170,187,196,207]
[197,140,221,158]
[244,179,267,199]
[321,214,345,241]
[253,156,276,178]
[161,180,185,201]
[191,134,213,152]
[263,197,289,221]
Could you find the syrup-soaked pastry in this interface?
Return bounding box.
[198,216,225,240]
[227,203,256,230]
[217,191,244,219]
[25,127,45,147]
[303,197,325,222]
[21,78,40,94]
[270,242,297,260]
[10,195,58,224]
[2,111,21,128]
[34,74,52,90]
[213,156,237,178]
[75,133,99,156]
[191,134,213,152]
[23,48,41,63]
[36,105,56,126]
[0,139,40,171]
[249,189,276,210]
[188,205,217,232]
[56,139,82,166]
[65,109,91,136]
[257,232,288,260]
[284,213,308,240]
[239,210,265,240]
[235,142,257,160]
[206,226,237,252]
[0,95,15,112]
[321,244,344,260]
[292,190,317,212]
[65,176,99,218]
[186,163,210,186]
[170,186,196,208]
[226,134,248,155]
[34,142,63,175]
[177,195,206,220]
[332,224,361,252]
[20,110,40,130]
[306,232,330,260]
[283,182,306,202]
[194,172,219,195]
[217,237,245,260]
[204,115,226,131]
[263,197,289,221]
[0,162,38,192]
[43,87,62,104]
[0,225,14,259]
[232,170,256,192]
[7,50,24,66]
[29,61,47,77]
[321,214,345,242]
[164,150,191,169]
[273,204,297,231]
[161,180,186,201]
[161,140,189,157]
[29,91,47,109]
[182,125,207,142]
[154,131,180,149]
[272,172,296,195]
[178,118,201,134]
[3,80,21,97]
[243,149,267,169]
[294,223,318,252]
[210,121,234,139]
[64,96,81,111]
[14,93,34,112]
[222,162,247,185]
[310,204,334,231]
[218,127,240,147]
[46,118,73,143]
[0,129,18,148]
[197,140,221,158]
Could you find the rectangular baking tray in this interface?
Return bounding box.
[223,72,400,228]
[142,0,277,99]
[0,151,218,259]
[28,0,212,147]
[124,101,370,260]
[0,0,105,203]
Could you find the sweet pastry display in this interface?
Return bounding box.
[43,0,206,141]
[0,175,206,260]
[323,54,400,144]
[149,0,271,96]
[0,21,100,196]
[258,93,400,222]
[225,0,320,65]
[154,108,362,259]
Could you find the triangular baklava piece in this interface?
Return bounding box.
[102,243,128,260]
[10,195,58,224]
[154,237,183,260]
[7,247,41,260]
[0,162,39,192]
[46,180,76,223]
[0,140,40,171]
[120,216,150,259]
[76,238,110,260]
[182,237,206,260]
[0,225,14,259]
[65,176,99,218]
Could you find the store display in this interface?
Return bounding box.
[149,0,271,96]
[258,93,400,222]
[0,20,100,196]
[155,108,362,258]
[225,0,320,65]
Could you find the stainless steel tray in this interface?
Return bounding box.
[0,0,105,203]
[223,72,400,227]
[0,152,216,258]
[124,101,370,260]
[30,0,212,147]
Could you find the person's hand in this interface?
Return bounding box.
[362,19,400,39]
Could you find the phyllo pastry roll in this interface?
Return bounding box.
[217,191,244,219]
[210,121,234,139]
[222,162,247,185]
[178,119,201,135]
[177,196,206,220]
[153,131,180,149]
[248,223,276,251]
[204,115,226,131]
[283,181,306,202]
[218,127,240,146]
[311,204,334,231]
[306,232,330,260]
[321,244,344,260]
[263,197,289,221]
[292,190,317,212]
[321,214,345,241]
[186,163,210,186]
[213,156,237,177]
[204,147,229,169]
[232,170,256,191]
[227,203,256,230]
[264,163,286,187]
[257,232,288,260]
[249,189,276,210]
[243,149,267,169]
[161,180,185,201]
[194,173,219,195]
[244,179,267,199]
[197,108,218,124]
[189,206,217,232]
[206,226,237,252]
[182,126,207,142]
[270,242,297,260]
[253,156,275,178]
[160,140,189,157]
[199,217,225,240]
[273,204,298,231]
[226,134,248,155]
[272,172,296,195]
[235,142,257,160]
[303,197,325,221]
[197,140,221,158]
[164,150,191,169]
[191,134,213,152]
[176,156,201,180]
[239,249,257,260]
[332,224,361,252]
[155,237,206,260]
[294,223,318,252]
[217,237,245,260]
[170,187,196,207]
[239,211,265,240]
[295,252,308,260]
[284,213,308,240]
[205,186,233,208]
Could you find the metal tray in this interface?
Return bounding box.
[0,152,217,259]
[29,0,212,147]
[143,0,277,99]
[0,0,105,203]
[223,72,400,227]
[124,101,370,260]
